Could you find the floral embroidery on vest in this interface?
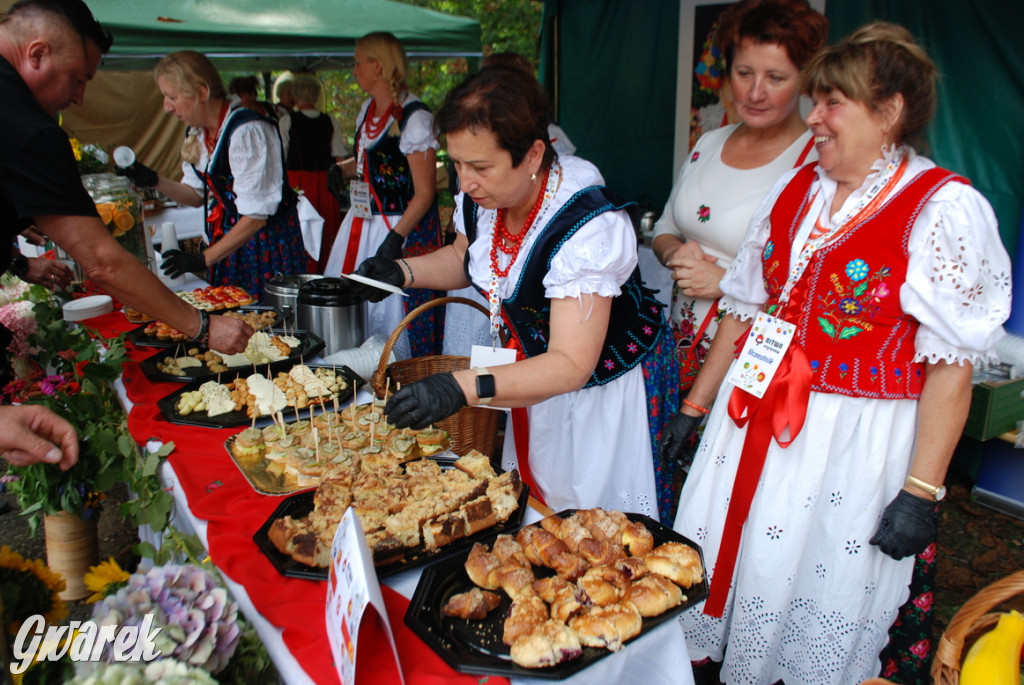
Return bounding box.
[817,258,893,341]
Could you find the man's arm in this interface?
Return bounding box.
[34,213,253,353]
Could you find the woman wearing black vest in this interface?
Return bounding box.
[278,73,349,273]
[346,66,680,523]
[323,32,443,360]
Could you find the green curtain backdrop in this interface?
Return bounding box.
[540,0,680,213]
[826,1,1024,256]
[541,1,1023,256]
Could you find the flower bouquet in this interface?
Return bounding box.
[70,137,111,177]
[85,563,241,674]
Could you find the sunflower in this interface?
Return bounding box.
[0,545,67,637]
[83,557,130,603]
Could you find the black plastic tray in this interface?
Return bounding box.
[126,305,284,348]
[156,363,364,429]
[252,470,530,580]
[138,330,325,384]
[404,510,708,680]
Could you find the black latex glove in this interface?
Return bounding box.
[327,164,346,203]
[116,161,159,188]
[385,373,467,430]
[869,489,938,560]
[375,231,405,260]
[161,249,206,279]
[348,257,404,302]
[658,410,703,467]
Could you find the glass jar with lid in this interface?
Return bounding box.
[82,173,150,268]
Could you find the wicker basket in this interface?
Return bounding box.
[371,296,504,458]
[929,569,1024,685]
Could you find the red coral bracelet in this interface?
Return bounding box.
[683,398,711,415]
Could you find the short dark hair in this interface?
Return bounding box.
[6,0,113,53]
[435,66,554,169]
[228,75,259,96]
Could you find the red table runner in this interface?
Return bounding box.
[83,309,507,685]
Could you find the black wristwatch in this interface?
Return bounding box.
[473,367,496,406]
[8,255,29,279]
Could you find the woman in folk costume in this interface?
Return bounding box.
[659,22,1012,685]
[135,51,306,297]
[323,31,443,359]
[345,66,679,521]
[278,73,350,273]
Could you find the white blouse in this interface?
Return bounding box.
[458,156,637,306]
[181,99,286,218]
[721,146,1012,364]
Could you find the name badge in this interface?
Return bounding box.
[349,180,373,219]
[726,311,796,398]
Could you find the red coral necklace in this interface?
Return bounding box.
[363,98,396,139]
[489,167,551,278]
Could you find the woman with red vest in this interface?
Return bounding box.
[660,22,1012,685]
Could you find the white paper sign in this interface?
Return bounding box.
[325,507,404,685]
[349,180,373,219]
[469,344,516,409]
[726,311,796,398]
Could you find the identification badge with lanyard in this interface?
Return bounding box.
[726,311,796,398]
[348,179,373,219]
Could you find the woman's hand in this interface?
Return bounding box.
[665,242,725,299]
[870,489,937,560]
[385,373,467,429]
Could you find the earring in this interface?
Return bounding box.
[530,172,538,184]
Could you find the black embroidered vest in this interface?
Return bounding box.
[464,186,666,388]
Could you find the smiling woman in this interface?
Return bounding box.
[662,20,1013,685]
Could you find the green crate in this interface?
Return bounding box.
[963,378,1024,441]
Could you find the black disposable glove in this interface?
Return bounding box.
[161,249,206,279]
[375,231,405,260]
[385,373,467,430]
[869,489,938,560]
[116,161,159,188]
[658,410,703,468]
[327,164,346,203]
[347,257,404,302]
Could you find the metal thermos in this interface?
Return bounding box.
[262,273,323,323]
[295,277,365,355]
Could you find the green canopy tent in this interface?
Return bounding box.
[0,0,482,179]
[87,0,482,71]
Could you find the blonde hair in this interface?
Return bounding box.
[356,31,408,101]
[802,22,937,148]
[154,51,227,165]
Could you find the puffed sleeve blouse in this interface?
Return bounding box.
[720,146,1012,365]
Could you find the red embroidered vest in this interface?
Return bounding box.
[762,164,967,399]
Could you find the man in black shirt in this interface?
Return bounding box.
[0,0,252,468]
[0,0,253,351]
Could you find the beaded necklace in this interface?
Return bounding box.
[485,163,560,343]
[489,167,551,278]
[203,102,230,155]
[362,98,393,140]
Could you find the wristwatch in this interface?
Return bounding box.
[905,474,947,501]
[473,367,496,406]
[8,255,29,279]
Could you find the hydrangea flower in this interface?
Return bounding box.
[69,657,218,684]
[90,564,240,673]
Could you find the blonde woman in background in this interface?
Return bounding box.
[324,31,443,359]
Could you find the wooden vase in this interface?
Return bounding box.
[44,511,99,601]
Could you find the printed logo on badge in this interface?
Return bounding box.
[726,311,796,398]
[348,180,373,219]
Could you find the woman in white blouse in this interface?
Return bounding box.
[323,32,443,360]
[138,51,307,297]
[346,66,679,520]
[661,22,1012,685]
